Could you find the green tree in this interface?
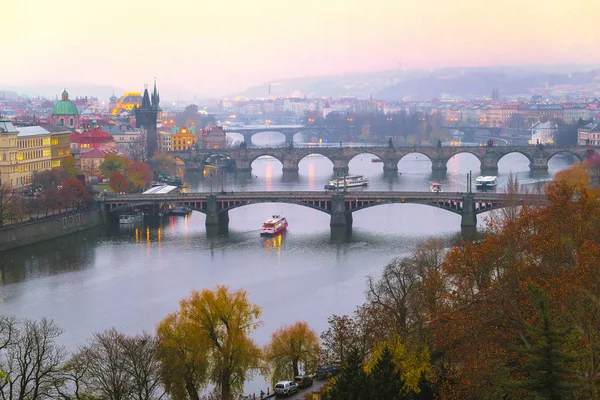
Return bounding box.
[367,345,407,400]
[61,156,80,179]
[264,321,320,385]
[328,347,368,400]
[511,287,579,399]
[100,154,131,178]
[157,286,262,400]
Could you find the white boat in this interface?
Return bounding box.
[429,182,443,192]
[261,215,288,236]
[475,176,498,188]
[324,175,368,190]
[119,211,144,224]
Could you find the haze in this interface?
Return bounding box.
[2,0,598,98]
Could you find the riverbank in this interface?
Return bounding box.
[0,208,105,252]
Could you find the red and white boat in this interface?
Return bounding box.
[261,215,288,236]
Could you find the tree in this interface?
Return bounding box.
[0,184,16,227]
[149,152,177,176]
[0,317,66,400]
[366,345,406,400]
[32,169,62,191]
[327,347,368,400]
[61,156,79,179]
[264,321,320,385]
[511,287,579,399]
[109,173,130,193]
[126,162,153,192]
[157,286,262,400]
[58,178,89,211]
[100,154,131,178]
[129,132,148,163]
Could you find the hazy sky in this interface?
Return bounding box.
[1,0,598,98]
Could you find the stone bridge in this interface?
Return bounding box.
[101,191,548,233]
[223,126,325,144]
[173,145,592,174]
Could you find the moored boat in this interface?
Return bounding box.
[261,215,288,236]
[119,211,144,224]
[324,175,369,190]
[169,206,191,216]
[371,158,383,163]
[429,182,442,192]
[475,176,498,188]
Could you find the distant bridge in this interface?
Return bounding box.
[101,191,548,233]
[222,125,326,143]
[173,145,591,174]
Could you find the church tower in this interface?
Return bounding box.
[135,81,159,158]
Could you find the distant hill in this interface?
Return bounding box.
[236,65,600,100]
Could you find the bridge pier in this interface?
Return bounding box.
[282,159,299,172]
[330,195,353,229]
[333,159,349,175]
[205,195,230,228]
[431,158,448,172]
[460,195,477,230]
[235,159,252,174]
[383,159,399,173]
[529,157,549,171]
[481,159,499,173]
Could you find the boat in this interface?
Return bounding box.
[261,215,288,236]
[429,182,442,192]
[324,175,369,190]
[371,158,383,163]
[169,206,191,216]
[475,176,498,188]
[119,211,144,224]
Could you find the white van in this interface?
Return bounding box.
[274,380,299,396]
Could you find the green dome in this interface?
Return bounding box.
[52,100,78,115]
[52,89,79,116]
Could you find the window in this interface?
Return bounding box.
[51,138,59,145]
[59,118,64,125]
[43,137,50,146]
[17,152,23,161]
[43,149,51,157]
[69,118,74,126]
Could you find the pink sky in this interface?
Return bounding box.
[1,0,598,98]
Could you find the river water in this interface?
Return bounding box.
[0,134,575,395]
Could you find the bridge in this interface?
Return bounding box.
[222,125,326,144]
[101,191,548,233]
[173,145,592,175]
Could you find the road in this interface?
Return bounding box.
[285,379,327,400]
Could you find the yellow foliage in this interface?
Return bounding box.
[364,335,433,394]
[554,163,591,189]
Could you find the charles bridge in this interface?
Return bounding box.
[173,145,592,175]
[101,191,548,235]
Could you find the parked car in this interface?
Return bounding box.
[274,381,299,396]
[294,375,313,388]
[316,365,340,379]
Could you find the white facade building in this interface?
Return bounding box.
[530,121,557,145]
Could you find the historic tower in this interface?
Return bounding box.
[135,80,161,158]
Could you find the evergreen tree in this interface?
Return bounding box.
[328,347,368,400]
[367,345,407,400]
[512,287,579,400]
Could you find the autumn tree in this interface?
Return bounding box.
[100,153,131,178]
[157,286,262,400]
[61,156,79,179]
[264,321,320,385]
[149,151,177,176]
[109,172,130,193]
[0,184,16,227]
[58,178,89,211]
[126,161,153,192]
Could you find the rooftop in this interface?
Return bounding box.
[16,126,50,137]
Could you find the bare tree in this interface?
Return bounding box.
[119,332,165,400]
[129,132,148,163]
[0,317,66,400]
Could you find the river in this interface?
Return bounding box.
[0,135,576,395]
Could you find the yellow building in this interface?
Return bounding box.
[110,92,143,116]
[0,119,54,187]
[45,125,72,168]
[171,126,197,151]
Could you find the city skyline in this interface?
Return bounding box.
[1,0,599,99]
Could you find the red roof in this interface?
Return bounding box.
[80,147,122,159]
[71,127,115,145]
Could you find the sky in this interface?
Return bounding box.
[1,0,598,99]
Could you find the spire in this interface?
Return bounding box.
[141,87,151,109]
[151,78,161,111]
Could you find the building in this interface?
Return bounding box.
[0,119,53,187]
[102,125,143,151]
[322,101,332,119]
[110,92,143,116]
[44,125,73,168]
[51,89,80,129]
[70,126,116,150]
[201,126,228,149]
[171,126,197,151]
[80,148,122,178]
[134,81,161,158]
[578,123,600,146]
[530,121,558,145]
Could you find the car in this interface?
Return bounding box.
[294,375,313,388]
[274,381,299,396]
[316,365,340,379]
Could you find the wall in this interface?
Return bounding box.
[0,209,105,252]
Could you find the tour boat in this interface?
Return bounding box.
[119,211,144,224]
[324,175,369,190]
[475,176,498,188]
[261,215,288,236]
[429,182,443,193]
[371,158,383,163]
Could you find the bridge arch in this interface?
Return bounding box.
[546,149,584,163]
[220,200,332,215]
[348,151,389,164]
[497,150,534,165]
[398,151,433,164]
[296,151,336,166]
[446,150,483,170]
[248,152,285,166]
